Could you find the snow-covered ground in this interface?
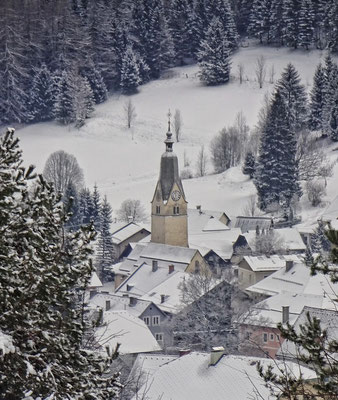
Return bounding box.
[13,45,338,227]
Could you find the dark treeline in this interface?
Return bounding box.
[0,0,337,126]
[0,0,239,125]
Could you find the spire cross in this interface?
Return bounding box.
[167,109,172,131]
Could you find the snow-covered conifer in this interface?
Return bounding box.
[0,128,121,398]
[120,46,141,94]
[92,183,102,231]
[309,63,326,132]
[198,17,231,86]
[322,54,338,138]
[298,0,315,50]
[74,75,95,128]
[81,65,108,104]
[53,70,76,124]
[29,63,54,122]
[275,63,308,132]
[242,151,256,179]
[96,196,115,281]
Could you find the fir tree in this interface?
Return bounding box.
[74,75,95,128]
[242,151,256,179]
[120,46,141,94]
[53,70,76,125]
[328,89,338,141]
[96,196,115,281]
[282,0,302,49]
[0,128,121,398]
[63,182,81,231]
[255,91,301,211]
[309,63,326,132]
[311,220,332,254]
[298,0,315,50]
[275,63,308,132]
[92,183,102,231]
[29,63,55,122]
[322,54,338,137]
[81,64,108,104]
[248,0,269,44]
[79,188,95,225]
[198,17,232,86]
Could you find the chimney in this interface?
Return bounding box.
[282,306,290,324]
[285,260,293,272]
[128,216,133,223]
[89,290,97,299]
[169,264,175,274]
[179,349,191,357]
[210,346,225,366]
[161,294,166,303]
[129,296,137,307]
[105,300,111,311]
[152,260,158,272]
[196,205,202,214]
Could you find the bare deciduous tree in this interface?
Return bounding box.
[242,195,261,217]
[124,99,136,129]
[269,64,275,84]
[173,109,183,142]
[254,229,286,256]
[43,150,84,194]
[196,145,207,177]
[255,55,266,89]
[238,63,244,84]
[117,199,147,223]
[306,180,326,206]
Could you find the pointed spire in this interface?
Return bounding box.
[164,109,174,152]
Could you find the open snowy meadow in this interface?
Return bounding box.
[15,45,338,227]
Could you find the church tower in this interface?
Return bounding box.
[151,117,188,247]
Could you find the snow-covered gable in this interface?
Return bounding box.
[88,271,103,289]
[95,310,161,355]
[243,254,303,272]
[242,292,334,328]
[131,353,316,400]
[278,306,338,361]
[188,208,230,234]
[111,222,150,244]
[202,217,230,232]
[189,228,242,260]
[246,261,338,299]
[244,227,306,252]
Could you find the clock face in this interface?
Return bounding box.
[171,190,181,202]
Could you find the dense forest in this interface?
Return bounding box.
[0,0,337,125]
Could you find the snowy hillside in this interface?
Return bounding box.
[15,45,338,225]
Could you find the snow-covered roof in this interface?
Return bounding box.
[111,222,150,244]
[88,292,154,318]
[95,310,161,355]
[88,271,103,288]
[129,353,178,382]
[241,292,334,328]
[202,217,230,232]
[278,306,338,360]
[139,242,198,264]
[242,254,303,272]
[233,216,272,233]
[244,228,306,252]
[188,208,229,234]
[189,228,242,260]
[246,261,338,299]
[131,353,316,400]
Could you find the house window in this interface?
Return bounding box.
[263,333,268,343]
[152,316,160,326]
[143,317,150,326]
[270,333,274,341]
[245,332,250,340]
[156,205,160,214]
[276,334,280,342]
[155,333,163,342]
[173,206,179,214]
[195,260,200,274]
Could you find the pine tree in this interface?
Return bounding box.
[92,183,102,231]
[275,63,308,132]
[29,63,55,122]
[269,0,284,45]
[248,0,269,44]
[120,46,141,94]
[282,0,301,49]
[328,89,338,141]
[81,64,108,104]
[74,75,95,128]
[255,91,301,211]
[96,196,115,281]
[198,17,232,86]
[0,128,121,398]
[311,220,332,254]
[242,151,256,178]
[309,63,326,132]
[298,0,315,50]
[322,54,338,138]
[63,182,81,231]
[53,70,76,125]
[79,188,95,225]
